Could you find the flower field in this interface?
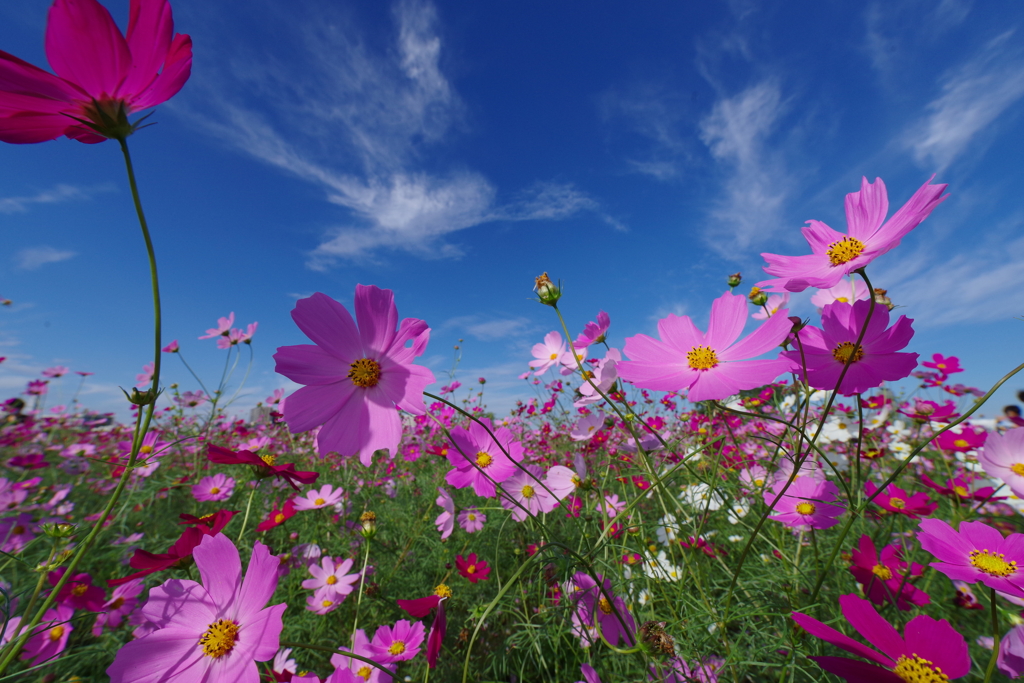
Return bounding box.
[2,0,1024,682]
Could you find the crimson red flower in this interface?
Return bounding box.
[921,473,1000,502]
[256,499,296,532]
[207,444,318,490]
[455,554,491,583]
[848,535,928,611]
[108,510,234,586]
[397,585,451,669]
[48,567,105,611]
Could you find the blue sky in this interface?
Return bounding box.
[1,0,1023,419]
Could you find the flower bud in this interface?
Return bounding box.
[748,286,768,307]
[873,288,895,311]
[533,273,562,307]
[123,387,158,406]
[727,272,742,288]
[359,511,377,539]
[42,522,76,539]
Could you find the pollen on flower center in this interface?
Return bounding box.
[475,451,493,468]
[72,584,88,596]
[326,575,338,585]
[199,618,240,658]
[140,445,153,454]
[581,370,595,381]
[467,565,476,574]
[356,666,372,680]
[274,513,285,524]
[388,640,407,656]
[1011,463,1024,476]
[872,564,893,581]
[598,597,613,614]
[314,498,325,506]
[686,345,719,370]
[434,583,453,599]
[549,353,558,360]
[953,486,970,497]
[892,654,950,683]
[832,341,865,364]
[210,487,220,494]
[521,485,536,499]
[260,454,277,466]
[795,502,816,515]
[969,549,1017,577]
[953,439,969,448]
[889,498,906,509]
[348,358,382,388]
[468,513,476,521]
[48,625,64,642]
[826,236,866,266]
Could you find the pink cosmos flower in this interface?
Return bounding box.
[369,620,425,663]
[921,473,998,502]
[199,313,234,339]
[0,0,192,144]
[435,488,454,539]
[575,349,620,406]
[331,629,395,682]
[933,424,987,453]
[294,485,344,511]
[979,428,1024,497]
[809,278,870,309]
[923,353,963,377]
[192,473,235,503]
[274,287,435,466]
[751,293,789,320]
[783,300,918,396]
[619,291,792,402]
[568,572,636,648]
[918,519,1024,597]
[999,624,1024,679]
[848,535,928,611]
[501,465,559,521]
[20,604,73,666]
[764,477,844,530]
[529,331,566,376]
[50,568,105,611]
[0,513,38,553]
[863,481,937,520]
[41,366,68,378]
[898,398,957,422]
[544,465,581,500]
[758,177,948,292]
[793,594,969,681]
[571,412,605,441]
[107,533,285,682]
[26,379,48,395]
[241,322,258,344]
[455,553,491,583]
[217,329,244,349]
[93,578,145,636]
[161,340,179,353]
[457,508,485,533]
[559,343,590,376]
[396,588,449,669]
[135,362,155,388]
[302,556,360,601]
[445,418,525,497]
[576,311,611,346]
[306,589,341,616]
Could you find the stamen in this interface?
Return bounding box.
[348,358,382,388]
[199,618,240,658]
[969,549,1017,577]
[687,345,719,370]
[826,236,866,266]
[832,342,865,364]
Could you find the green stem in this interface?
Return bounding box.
[237,481,260,540]
[984,588,1001,683]
[351,537,372,636]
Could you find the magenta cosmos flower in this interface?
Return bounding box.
[764,477,844,530]
[455,553,491,583]
[369,619,425,663]
[849,535,928,611]
[619,291,792,402]
[792,594,969,682]
[0,0,192,144]
[274,287,435,467]
[978,428,1024,496]
[445,418,524,497]
[917,519,1024,598]
[107,533,285,682]
[783,300,918,396]
[758,177,948,292]
[863,481,937,520]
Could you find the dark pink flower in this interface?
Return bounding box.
[49,568,105,611]
[921,473,998,502]
[792,594,969,681]
[933,424,987,453]
[758,177,948,292]
[444,418,524,498]
[848,535,928,611]
[567,572,636,648]
[923,353,963,377]
[898,399,957,422]
[274,287,434,466]
[455,553,491,583]
[917,519,1024,597]
[369,620,425,663]
[576,311,611,346]
[619,290,792,402]
[0,0,192,144]
[256,499,296,532]
[864,481,937,520]
[20,605,73,665]
[782,299,918,396]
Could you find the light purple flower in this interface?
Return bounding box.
[764,477,844,530]
[458,508,485,533]
[445,418,524,498]
[435,488,454,539]
[192,473,235,503]
[500,465,559,522]
[810,278,869,308]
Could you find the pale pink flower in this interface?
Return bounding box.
[435,488,454,539]
[294,484,344,511]
[199,313,234,339]
[302,556,360,602]
[501,465,559,521]
[571,412,605,441]
[810,277,869,308]
[529,331,566,376]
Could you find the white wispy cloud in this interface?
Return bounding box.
[599,83,693,181]
[444,315,535,341]
[698,80,792,256]
[905,30,1024,173]
[0,184,112,214]
[16,246,76,271]
[864,0,972,78]
[182,0,611,264]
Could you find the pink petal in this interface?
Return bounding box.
[844,177,889,241]
[704,291,747,351]
[122,0,173,96]
[355,284,398,357]
[130,33,192,110]
[719,310,791,361]
[45,0,131,99]
[234,541,281,624]
[140,579,215,629]
[274,344,349,385]
[902,614,970,679]
[239,603,286,663]
[870,176,948,251]
[291,293,362,362]
[0,50,84,101]
[386,318,431,365]
[657,313,705,352]
[809,656,903,682]
[106,626,208,683]
[790,612,893,667]
[283,382,357,434]
[194,533,241,615]
[838,595,906,663]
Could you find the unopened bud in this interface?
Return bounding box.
[533,272,562,307]
[727,272,742,288]
[123,387,158,406]
[359,511,377,539]
[748,286,768,307]
[873,288,895,311]
[42,523,76,539]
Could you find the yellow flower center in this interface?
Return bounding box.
[687,345,719,370]
[388,640,407,656]
[581,370,595,381]
[1011,463,1024,476]
[572,475,582,488]
[889,498,906,509]
[199,618,240,658]
[872,564,893,580]
[953,439,969,448]
[892,654,950,682]
[832,341,865,364]
[357,666,372,680]
[326,575,338,585]
[48,625,64,642]
[795,502,816,515]
[836,296,849,303]
[598,597,613,614]
[468,513,476,521]
[72,585,88,596]
[475,451,493,468]
[260,454,277,466]
[110,597,125,609]
[953,486,970,497]
[348,358,382,388]
[826,236,866,266]
[467,564,476,574]
[969,549,1017,577]
[521,485,536,499]
[315,498,325,506]
[322,599,333,608]
[434,583,453,599]
[549,353,558,360]
[274,513,285,524]
[140,445,153,455]
[210,487,220,494]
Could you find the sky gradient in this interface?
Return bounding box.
[1,0,1023,419]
